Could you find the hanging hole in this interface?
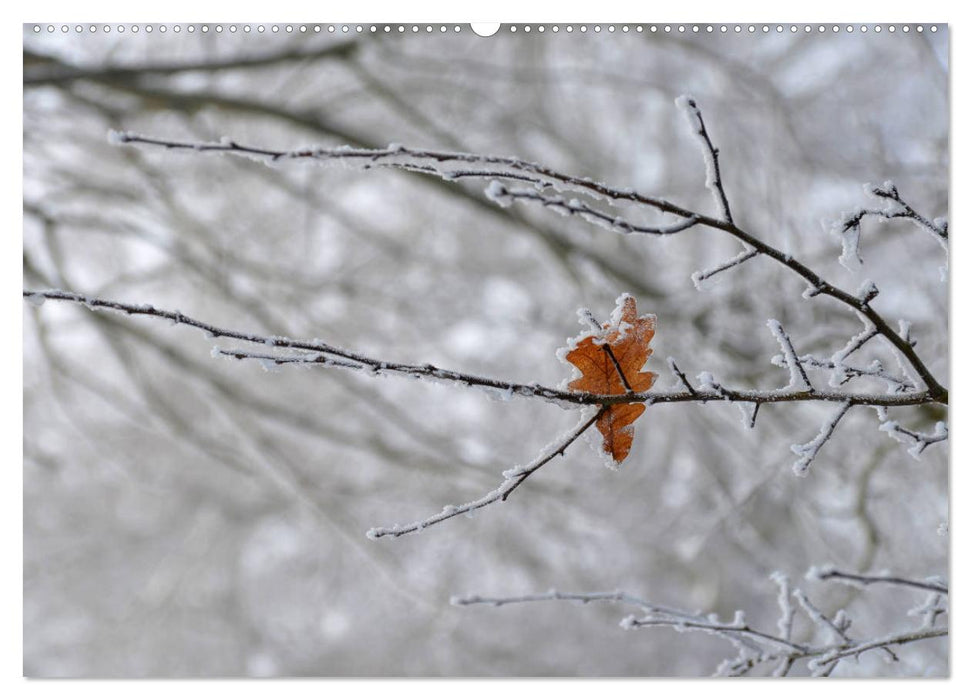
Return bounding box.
[471,23,500,37]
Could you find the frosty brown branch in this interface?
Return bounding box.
[110,101,948,405]
[366,409,606,539]
[453,570,948,677]
[839,182,948,247]
[811,567,948,595]
[21,290,939,411]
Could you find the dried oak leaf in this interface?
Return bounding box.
[560,294,657,466]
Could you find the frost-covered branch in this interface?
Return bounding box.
[675,95,734,224]
[666,357,697,396]
[767,320,813,392]
[485,182,700,237]
[807,628,946,673]
[366,409,605,539]
[790,402,852,476]
[812,568,948,595]
[778,354,916,393]
[110,131,705,220]
[691,247,758,288]
[878,420,948,459]
[838,182,948,249]
[110,109,948,405]
[23,290,937,410]
[453,570,948,677]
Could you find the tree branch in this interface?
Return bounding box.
[812,568,948,595]
[109,127,948,405]
[23,289,940,410]
[454,571,948,676]
[366,409,604,539]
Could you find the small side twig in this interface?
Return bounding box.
[675,95,734,224]
[454,571,948,676]
[666,357,697,396]
[486,182,701,237]
[841,182,948,247]
[875,412,948,460]
[767,319,813,392]
[583,311,634,395]
[691,247,758,288]
[790,401,852,476]
[812,568,948,595]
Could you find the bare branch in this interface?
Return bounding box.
[485,182,701,237]
[366,409,604,539]
[25,290,937,410]
[666,357,697,396]
[675,95,735,224]
[840,182,948,247]
[812,568,948,595]
[24,42,359,86]
[455,571,948,676]
[781,354,915,392]
[108,131,949,404]
[808,628,947,672]
[876,416,948,459]
[767,320,813,392]
[691,247,758,288]
[790,401,852,476]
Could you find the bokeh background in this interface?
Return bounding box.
[23,23,948,676]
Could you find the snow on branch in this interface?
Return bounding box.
[109,118,949,405]
[691,247,758,289]
[666,357,697,395]
[873,407,949,460]
[809,567,948,595]
[878,419,948,459]
[675,95,734,224]
[833,182,948,280]
[22,290,936,410]
[770,572,795,642]
[453,570,947,677]
[838,182,948,249]
[484,182,700,236]
[790,402,852,476]
[109,131,704,221]
[366,409,605,539]
[767,320,813,391]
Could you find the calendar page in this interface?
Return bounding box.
[23,22,949,678]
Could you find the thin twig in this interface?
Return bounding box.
[691,247,758,287]
[841,182,948,245]
[584,311,634,394]
[366,409,604,539]
[767,320,813,392]
[790,401,853,476]
[455,572,948,676]
[675,96,734,224]
[814,569,948,595]
[809,628,947,670]
[110,131,949,404]
[784,354,915,392]
[667,357,697,396]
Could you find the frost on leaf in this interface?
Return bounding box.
[560,294,657,466]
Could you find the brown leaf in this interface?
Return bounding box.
[561,294,657,465]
